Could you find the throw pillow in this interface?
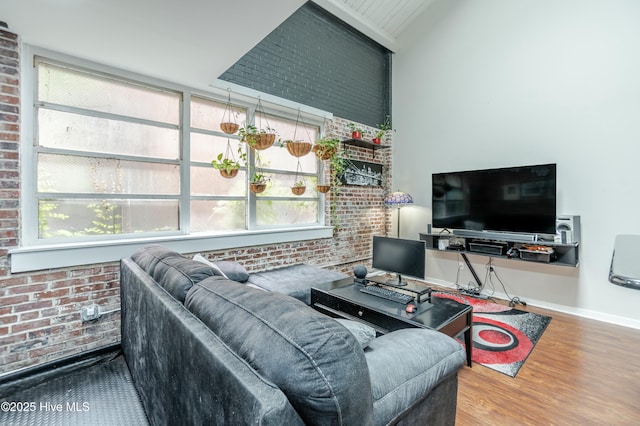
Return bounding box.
[193,254,250,283]
[334,318,377,349]
[193,254,228,279]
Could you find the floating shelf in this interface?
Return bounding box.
[342,138,390,150]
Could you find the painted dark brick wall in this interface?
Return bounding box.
[219,2,391,127]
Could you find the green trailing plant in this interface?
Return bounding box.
[238,125,278,149]
[313,137,350,230]
[211,142,246,175]
[211,153,242,174]
[375,115,394,139]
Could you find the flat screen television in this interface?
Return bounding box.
[432,163,557,235]
[372,236,426,286]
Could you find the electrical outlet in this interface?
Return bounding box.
[81,304,100,321]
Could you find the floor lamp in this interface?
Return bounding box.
[384,190,414,238]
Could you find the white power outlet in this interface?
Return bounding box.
[81,304,100,321]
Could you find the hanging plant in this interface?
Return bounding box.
[286,141,312,157]
[316,184,330,193]
[249,151,270,193]
[239,98,277,150]
[285,109,313,157]
[291,159,306,196]
[220,90,239,135]
[291,180,306,196]
[313,137,340,160]
[211,139,245,179]
[249,171,269,193]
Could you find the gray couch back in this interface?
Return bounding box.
[121,257,304,425]
[186,279,374,425]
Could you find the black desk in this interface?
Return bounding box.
[310,278,473,367]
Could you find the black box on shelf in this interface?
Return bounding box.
[468,242,507,256]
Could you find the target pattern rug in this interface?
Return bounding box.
[433,292,551,377]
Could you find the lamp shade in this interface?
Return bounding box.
[384,191,413,207]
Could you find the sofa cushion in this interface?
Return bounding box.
[334,319,376,349]
[132,245,223,302]
[193,254,250,282]
[246,264,348,304]
[185,278,374,425]
[364,328,466,425]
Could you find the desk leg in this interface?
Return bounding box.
[464,312,473,367]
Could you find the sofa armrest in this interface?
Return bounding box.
[364,328,465,426]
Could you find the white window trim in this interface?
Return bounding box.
[14,45,334,272]
[9,226,333,273]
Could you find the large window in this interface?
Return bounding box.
[30,56,324,246]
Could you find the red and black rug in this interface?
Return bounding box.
[433,292,551,377]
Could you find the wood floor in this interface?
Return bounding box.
[454,295,640,425]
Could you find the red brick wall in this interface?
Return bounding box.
[0,25,392,373]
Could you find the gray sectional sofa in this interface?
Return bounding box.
[120,245,466,425]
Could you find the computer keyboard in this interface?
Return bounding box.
[360,285,414,305]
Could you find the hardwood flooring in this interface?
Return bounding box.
[454,296,640,425]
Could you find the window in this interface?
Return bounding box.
[28,55,326,247]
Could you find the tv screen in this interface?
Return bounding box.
[432,163,557,235]
[372,236,426,286]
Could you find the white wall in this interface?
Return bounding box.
[392,0,640,327]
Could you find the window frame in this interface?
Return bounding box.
[11,45,333,273]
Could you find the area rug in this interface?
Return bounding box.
[433,292,551,377]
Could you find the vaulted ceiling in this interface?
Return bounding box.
[0,0,433,90]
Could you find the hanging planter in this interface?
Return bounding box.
[250,182,267,193]
[249,151,269,193]
[316,184,330,193]
[285,110,313,157]
[291,182,306,195]
[220,90,239,134]
[313,137,340,160]
[239,98,277,150]
[220,122,239,135]
[291,159,306,196]
[286,141,312,157]
[220,168,238,179]
[211,139,245,179]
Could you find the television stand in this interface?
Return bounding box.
[419,232,579,267]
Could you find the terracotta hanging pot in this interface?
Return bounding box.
[220,122,239,134]
[351,131,362,139]
[246,133,276,150]
[286,141,312,157]
[313,144,337,160]
[219,168,239,179]
[316,184,330,193]
[291,185,306,196]
[250,182,267,193]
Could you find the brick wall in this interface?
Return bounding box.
[0,25,393,374]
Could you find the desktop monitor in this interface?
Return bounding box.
[372,236,426,286]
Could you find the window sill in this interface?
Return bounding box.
[9,226,334,273]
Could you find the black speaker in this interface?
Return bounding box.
[556,215,580,243]
[353,265,367,285]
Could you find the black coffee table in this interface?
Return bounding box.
[310,278,473,367]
